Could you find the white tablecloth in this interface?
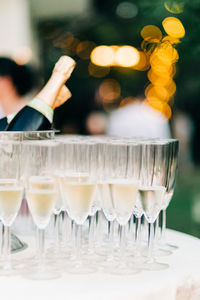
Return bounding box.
[1,229,200,300]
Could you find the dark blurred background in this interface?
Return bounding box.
[1,0,200,237]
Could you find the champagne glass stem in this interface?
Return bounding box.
[154,216,159,244]
[147,222,154,262]
[119,225,126,260]
[63,212,72,246]
[1,224,11,268]
[160,209,166,242]
[135,217,141,251]
[143,217,148,242]
[37,228,45,268]
[129,215,134,241]
[75,224,82,261]
[107,220,114,259]
[54,214,59,250]
[88,215,95,253]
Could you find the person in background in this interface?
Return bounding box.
[107,97,171,139]
[0,57,37,118]
[0,56,75,131]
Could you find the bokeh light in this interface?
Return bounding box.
[12,46,32,65]
[145,98,172,119]
[164,0,184,14]
[140,25,162,43]
[90,46,115,67]
[119,96,138,107]
[115,46,140,67]
[162,35,180,45]
[147,69,173,86]
[145,85,170,102]
[60,36,80,54]
[162,17,185,38]
[133,51,150,71]
[76,41,96,59]
[141,40,157,56]
[116,2,138,19]
[88,63,110,78]
[98,79,121,103]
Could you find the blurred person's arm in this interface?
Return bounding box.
[5,56,75,131]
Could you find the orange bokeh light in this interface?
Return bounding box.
[98,79,121,103]
[119,96,138,107]
[76,41,96,59]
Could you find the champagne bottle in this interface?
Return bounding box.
[6,56,75,131]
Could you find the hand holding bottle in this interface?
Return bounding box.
[36,56,75,109]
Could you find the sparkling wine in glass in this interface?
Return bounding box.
[0,141,24,275]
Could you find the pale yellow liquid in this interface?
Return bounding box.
[29,176,55,190]
[110,180,139,225]
[110,181,138,212]
[39,174,63,213]
[59,173,90,212]
[61,183,95,224]
[0,186,23,226]
[27,189,56,229]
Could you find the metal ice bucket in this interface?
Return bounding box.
[0,130,57,141]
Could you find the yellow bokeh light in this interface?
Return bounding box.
[90,46,115,67]
[162,17,185,38]
[150,63,176,78]
[145,98,172,119]
[147,69,173,86]
[150,57,174,73]
[162,35,180,44]
[115,46,140,67]
[158,43,179,63]
[146,85,170,102]
[164,1,184,14]
[165,79,176,96]
[141,40,157,55]
[133,52,150,71]
[12,46,32,65]
[98,79,121,103]
[140,25,162,42]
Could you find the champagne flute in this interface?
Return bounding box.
[160,139,179,250]
[139,141,170,270]
[21,140,60,279]
[103,140,140,275]
[0,141,24,275]
[60,140,97,273]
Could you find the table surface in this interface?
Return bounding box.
[1,229,200,300]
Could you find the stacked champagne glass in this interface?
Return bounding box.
[0,134,178,278]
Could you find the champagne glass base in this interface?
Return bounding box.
[144,260,168,271]
[161,243,179,251]
[65,261,96,274]
[21,265,62,280]
[0,263,18,276]
[108,263,140,275]
[99,257,117,272]
[154,248,172,257]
